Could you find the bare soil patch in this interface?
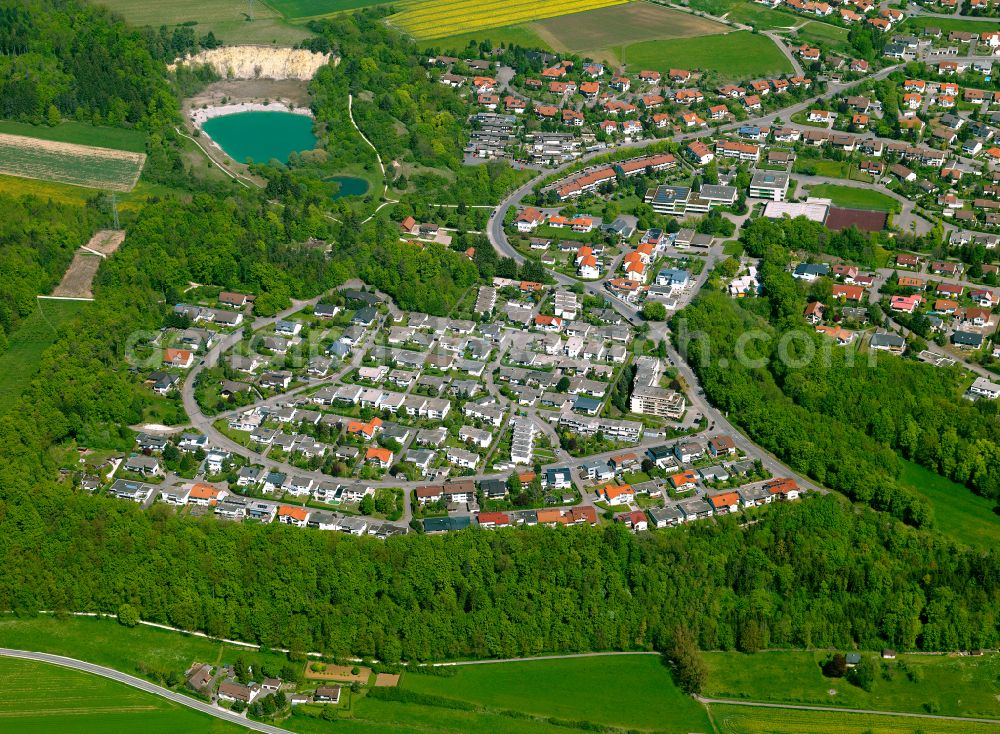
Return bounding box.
[184,79,312,117]
[52,230,125,298]
[303,662,372,683]
[374,673,400,687]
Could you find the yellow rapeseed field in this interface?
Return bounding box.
[389,0,631,40]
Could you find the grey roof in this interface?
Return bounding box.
[750,171,789,189]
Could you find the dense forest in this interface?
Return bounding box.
[0,196,101,352]
[0,491,995,658]
[307,11,468,172]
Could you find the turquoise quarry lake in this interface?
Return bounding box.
[201,111,316,164]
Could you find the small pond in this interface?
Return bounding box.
[327,175,370,200]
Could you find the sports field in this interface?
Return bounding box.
[92,0,308,45]
[900,460,1000,548]
[0,300,89,415]
[712,703,999,734]
[807,183,898,212]
[703,650,1000,719]
[400,655,713,732]
[388,0,630,41]
[622,31,793,80]
[0,133,146,192]
[0,657,244,733]
[532,2,727,59]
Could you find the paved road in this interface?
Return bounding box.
[868,269,996,378]
[697,695,1000,724]
[0,648,291,734]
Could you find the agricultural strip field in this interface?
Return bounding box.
[0,300,89,415]
[92,0,308,45]
[0,120,147,153]
[899,460,1000,548]
[703,650,1000,719]
[710,702,1000,734]
[387,0,630,41]
[400,655,713,732]
[621,31,793,80]
[532,3,728,59]
[0,657,246,734]
[806,183,898,212]
[0,133,145,192]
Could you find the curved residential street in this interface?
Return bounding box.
[167,42,1000,529]
[0,648,291,734]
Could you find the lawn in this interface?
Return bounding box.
[902,16,1000,34]
[288,695,580,734]
[93,0,309,45]
[269,0,400,20]
[0,657,247,734]
[400,655,713,732]
[711,703,999,734]
[806,183,899,212]
[703,650,1000,719]
[532,3,727,60]
[0,120,147,153]
[899,459,1000,548]
[792,157,871,182]
[0,133,145,192]
[388,0,630,41]
[0,300,89,415]
[795,20,852,51]
[621,31,793,81]
[726,2,799,29]
[0,616,289,683]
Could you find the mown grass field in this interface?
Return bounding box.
[688,0,798,28]
[268,0,402,21]
[794,20,852,52]
[288,695,581,734]
[902,16,1000,34]
[388,0,630,41]
[0,133,145,192]
[532,2,727,60]
[0,657,246,734]
[400,655,713,732]
[0,300,89,415]
[93,0,308,44]
[806,183,898,212]
[622,31,793,80]
[899,460,1000,548]
[703,650,1000,719]
[712,702,999,734]
[0,616,290,680]
[0,120,147,153]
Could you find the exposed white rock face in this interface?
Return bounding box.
[171,46,334,80]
